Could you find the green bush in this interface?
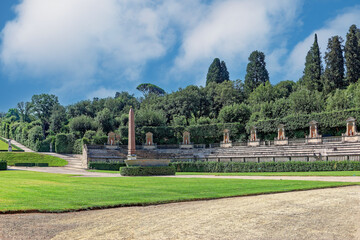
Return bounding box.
[89,162,126,171]
[14,163,49,167]
[73,139,83,154]
[55,133,75,153]
[92,135,108,145]
[120,166,176,176]
[171,161,360,173]
[0,160,7,170]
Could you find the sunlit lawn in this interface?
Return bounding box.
[0,171,355,212]
[0,152,67,166]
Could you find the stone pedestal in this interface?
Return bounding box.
[274,124,288,146]
[220,129,232,148]
[342,117,360,142]
[107,132,116,145]
[306,120,322,144]
[248,140,260,147]
[179,144,194,149]
[143,132,157,150]
[143,145,157,150]
[180,131,193,149]
[248,126,260,147]
[274,139,289,146]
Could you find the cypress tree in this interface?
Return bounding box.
[206,58,222,86]
[302,34,323,91]
[220,61,230,82]
[323,36,345,94]
[244,50,269,96]
[345,24,360,84]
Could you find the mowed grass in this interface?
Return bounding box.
[0,171,355,212]
[177,171,360,176]
[0,152,67,166]
[0,138,23,151]
[0,140,10,151]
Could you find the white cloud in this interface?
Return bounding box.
[86,87,116,100]
[0,0,183,92]
[285,7,360,81]
[174,0,301,73]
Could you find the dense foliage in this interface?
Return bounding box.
[0,160,6,170]
[1,24,360,153]
[120,166,176,176]
[171,161,360,173]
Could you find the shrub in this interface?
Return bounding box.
[88,162,126,171]
[120,166,176,176]
[0,160,7,170]
[171,161,360,173]
[55,134,68,153]
[73,139,83,154]
[14,163,49,167]
[55,133,75,154]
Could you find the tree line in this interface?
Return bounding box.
[1,24,360,151]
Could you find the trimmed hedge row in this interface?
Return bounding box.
[0,160,7,170]
[171,161,360,173]
[88,162,126,171]
[248,108,360,137]
[120,166,176,176]
[118,122,245,145]
[14,163,49,167]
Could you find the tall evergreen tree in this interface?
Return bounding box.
[220,61,230,82]
[323,36,345,94]
[345,24,360,84]
[302,34,323,91]
[206,58,222,86]
[244,50,269,96]
[206,58,230,86]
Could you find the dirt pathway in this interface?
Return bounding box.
[0,186,359,240]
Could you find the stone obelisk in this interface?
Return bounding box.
[128,107,136,159]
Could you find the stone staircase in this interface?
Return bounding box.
[42,153,83,169]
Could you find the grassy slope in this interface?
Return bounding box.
[0,140,8,151]
[0,171,354,212]
[0,153,67,166]
[0,137,23,151]
[176,171,360,176]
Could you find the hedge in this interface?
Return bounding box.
[248,108,360,138]
[171,161,360,173]
[120,166,176,176]
[118,122,245,145]
[88,162,126,171]
[0,160,7,170]
[14,163,49,167]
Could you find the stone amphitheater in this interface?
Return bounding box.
[82,140,360,168]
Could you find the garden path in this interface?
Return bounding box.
[1,186,359,240]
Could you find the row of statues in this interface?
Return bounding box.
[105,117,360,148]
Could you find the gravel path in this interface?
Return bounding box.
[0,186,359,240]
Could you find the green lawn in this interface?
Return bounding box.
[0,171,355,212]
[0,137,23,151]
[0,152,67,166]
[176,171,360,176]
[0,140,8,151]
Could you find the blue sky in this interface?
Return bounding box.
[0,0,360,112]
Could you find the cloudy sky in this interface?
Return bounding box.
[0,0,360,111]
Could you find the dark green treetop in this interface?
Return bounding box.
[345,24,360,84]
[302,34,323,91]
[244,50,269,96]
[323,36,345,94]
[136,83,166,97]
[206,58,230,86]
